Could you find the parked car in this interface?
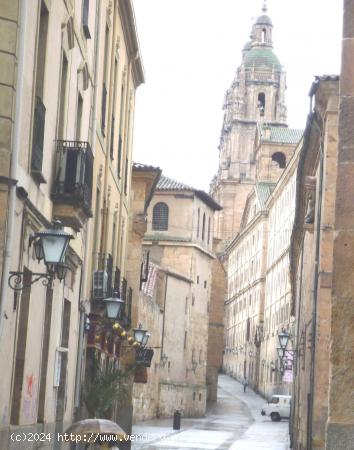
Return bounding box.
[261,395,291,421]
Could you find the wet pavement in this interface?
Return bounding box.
[131,374,289,450]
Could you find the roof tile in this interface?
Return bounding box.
[261,126,303,144]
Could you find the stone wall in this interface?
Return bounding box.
[206,244,226,401]
[326,1,354,448]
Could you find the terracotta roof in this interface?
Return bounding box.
[156,176,222,211]
[261,126,303,144]
[308,74,339,97]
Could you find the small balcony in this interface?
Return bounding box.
[51,140,93,230]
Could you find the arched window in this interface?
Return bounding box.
[272,152,286,169]
[152,202,169,230]
[258,93,265,116]
[202,212,206,241]
[262,28,266,43]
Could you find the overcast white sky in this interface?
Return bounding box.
[132,0,342,191]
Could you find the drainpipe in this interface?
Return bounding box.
[117,57,132,272]
[307,117,324,450]
[0,0,28,340]
[73,0,102,410]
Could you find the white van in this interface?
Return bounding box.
[261,395,291,421]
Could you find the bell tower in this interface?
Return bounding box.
[211,2,288,241]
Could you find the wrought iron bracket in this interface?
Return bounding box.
[8,271,53,291]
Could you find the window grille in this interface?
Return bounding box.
[152,203,169,230]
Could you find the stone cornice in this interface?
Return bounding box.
[118,0,145,87]
[143,238,216,259]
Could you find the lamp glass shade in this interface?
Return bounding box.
[37,225,72,266]
[142,332,150,347]
[133,326,147,344]
[278,330,290,350]
[104,296,125,319]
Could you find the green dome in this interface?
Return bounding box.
[256,14,273,26]
[243,47,281,70]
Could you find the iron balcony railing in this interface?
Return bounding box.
[52,140,93,216]
[91,265,132,329]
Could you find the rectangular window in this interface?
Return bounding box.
[207,217,211,244]
[31,96,46,179]
[35,2,49,99]
[101,25,109,135]
[93,188,101,258]
[82,0,91,38]
[58,53,68,139]
[110,58,118,161]
[124,156,129,195]
[76,93,83,140]
[31,2,49,180]
[117,84,125,177]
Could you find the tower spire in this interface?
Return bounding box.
[262,0,268,13]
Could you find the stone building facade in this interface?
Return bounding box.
[324,3,354,447]
[223,184,270,389]
[223,142,301,399]
[133,176,221,418]
[0,0,145,447]
[259,148,299,398]
[214,4,302,399]
[290,76,339,450]
[206,246,227,402]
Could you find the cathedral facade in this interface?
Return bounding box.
[211,4,289,242]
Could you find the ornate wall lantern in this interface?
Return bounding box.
[133,323,148,345]
[8,220,72,291]
[278,329,290,350]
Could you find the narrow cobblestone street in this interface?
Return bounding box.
[132,375,289,450]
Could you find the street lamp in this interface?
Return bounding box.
[103,293,125,320]
[133,323,148,345]
[278,329,290,350]
[8,220,73,291]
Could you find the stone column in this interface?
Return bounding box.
[326,0,354,448]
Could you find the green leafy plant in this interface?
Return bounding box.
[82,354,134,418]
